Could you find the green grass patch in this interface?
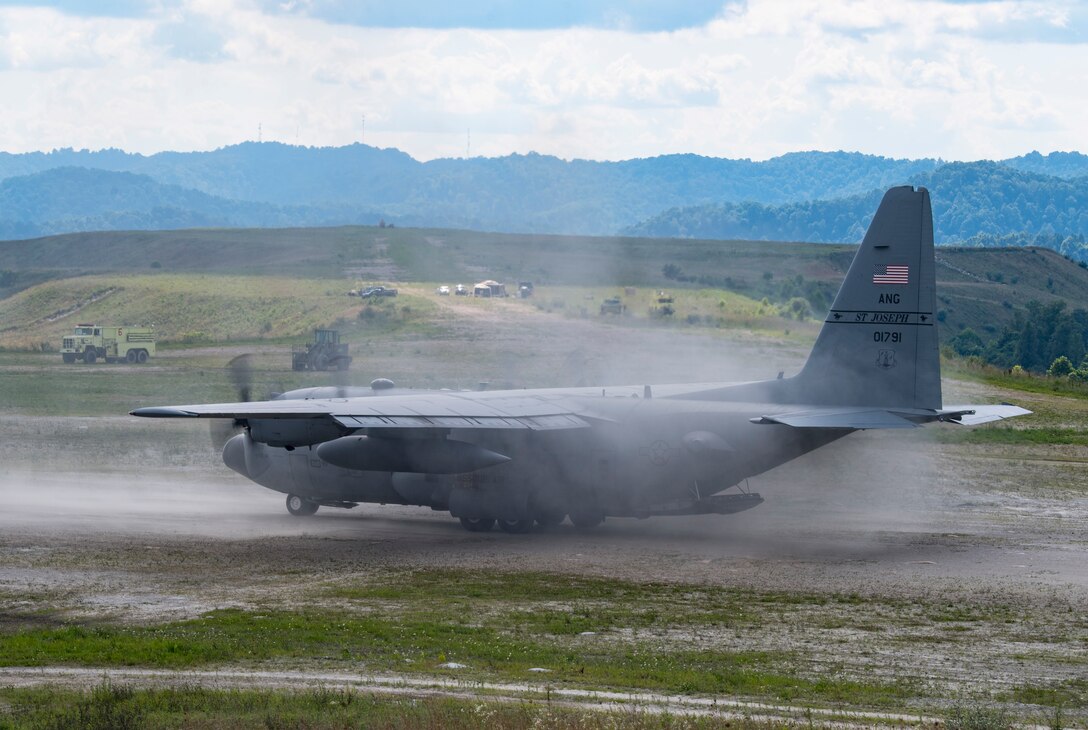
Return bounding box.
[0,607,914,705]
[930,426,1088,446]
[1006,677,1088,709]
[0,682,803,730]
[0,570,946,708]
[528,285,818,338]
[943,357,1088,400]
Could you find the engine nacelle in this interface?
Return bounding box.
[248,418,343,448]
[222,432,272,479]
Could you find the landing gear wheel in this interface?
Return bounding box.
[459,516,495,532]
[286,494,319,516]
[533,510,566,528]
[136,350,149,363]
[498,518,534,534]
[126,350,138,363]
[568,509,605,529]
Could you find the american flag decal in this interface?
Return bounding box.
[873,264,909,285]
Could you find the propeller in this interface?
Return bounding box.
[227,353,254,402]
[210,354,255,451]
[334,358,352,399]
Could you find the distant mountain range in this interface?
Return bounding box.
[2,144,1088,258]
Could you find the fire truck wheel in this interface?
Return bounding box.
[84,350,97,364]
[126,350,138,363]
[136,350,149,363]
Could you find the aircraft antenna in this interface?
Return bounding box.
[258,122,262,143]
[361,114,366,144]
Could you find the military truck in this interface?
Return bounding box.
[292,328,352,371]
[61,324,156,364]
[599,297,625,315]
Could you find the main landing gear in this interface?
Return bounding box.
[567,508,605,529]
[459,516,533,533]
[286,494,319,516]
[459,517,495,532]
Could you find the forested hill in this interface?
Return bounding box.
[0,144,1085,246]
[0,145,938,237]
[626,162,1088,261]
[0,167,385,239]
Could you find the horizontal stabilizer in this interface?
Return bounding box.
[752,408,919,429]
[938,404,1033,426]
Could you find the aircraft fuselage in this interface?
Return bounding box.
[224,392,848,526]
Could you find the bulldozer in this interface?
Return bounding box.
[292,329,352,371]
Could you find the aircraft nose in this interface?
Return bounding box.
[222,433,249,476]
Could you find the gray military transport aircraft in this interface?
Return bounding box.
[133,186,1029,533]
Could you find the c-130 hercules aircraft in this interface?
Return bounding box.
[133,187,1029,533]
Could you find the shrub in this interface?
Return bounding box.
[1048,356,1074,378]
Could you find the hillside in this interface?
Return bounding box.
[0,167,388,239]
[2,226,1087,350]
[626,162,1088,261]
[0,274,375,350]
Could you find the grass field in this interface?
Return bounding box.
[3,569,1084,711]
[0,273,390,350]
[0,682,883,730]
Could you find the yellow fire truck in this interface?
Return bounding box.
[61,324,156,364]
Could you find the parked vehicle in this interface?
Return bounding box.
[292,329,352,371]
[60,324,155,364]
[360,286,398,298]
[600,297,625,315]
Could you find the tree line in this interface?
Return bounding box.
[947,299,1088,375]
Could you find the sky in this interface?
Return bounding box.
[0,0,1084,162]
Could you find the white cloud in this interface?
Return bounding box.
[0,0,1083,160]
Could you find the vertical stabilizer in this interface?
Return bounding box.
[794,186,940,409]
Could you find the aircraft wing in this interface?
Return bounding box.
[753,404,1032,429]
[132,392,594,431]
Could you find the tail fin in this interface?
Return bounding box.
[793,186,940,410]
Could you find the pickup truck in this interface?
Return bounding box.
[360,286,398,298]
